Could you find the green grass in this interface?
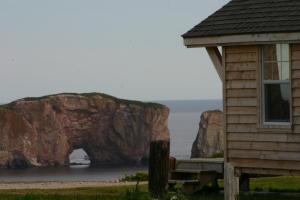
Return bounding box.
[250,176,300,192]
[0,186,141,200]
[1,176,300,200]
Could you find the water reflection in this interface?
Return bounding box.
[0,166,147,182]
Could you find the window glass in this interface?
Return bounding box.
[281,44,290,62]
[263,62,289,80]
[263,45,278,62]
[264,62,279,80]
[263,44,290,81]
[264,84,290,122]
[262,44,290,124]
[263,44,290,62]
[280,62,290,80]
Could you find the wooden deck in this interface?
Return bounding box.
[175,158,224,174]
[168,158,224,193]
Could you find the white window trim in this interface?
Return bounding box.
[261,44,292,127]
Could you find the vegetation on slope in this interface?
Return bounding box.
[0,92,166,110]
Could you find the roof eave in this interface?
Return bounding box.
[183,32,300,48]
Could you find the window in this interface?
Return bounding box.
[262,44,291,125]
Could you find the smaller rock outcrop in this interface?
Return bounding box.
[191,110,223,158]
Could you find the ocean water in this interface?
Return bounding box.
[0,166,147,182]
[0,99,222,182]
[159,100,222,159]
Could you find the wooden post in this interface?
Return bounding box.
[148,140,170,198]
[224,163,239,200]
[206,46,224,83]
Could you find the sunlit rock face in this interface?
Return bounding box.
[0,93,169,168]
[191,110,223,158]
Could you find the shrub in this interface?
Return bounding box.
[121,172,148,182]
[211,151,224,158]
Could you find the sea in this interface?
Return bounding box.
[0,99,222,182]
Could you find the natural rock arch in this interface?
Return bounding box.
[0,93,169,168]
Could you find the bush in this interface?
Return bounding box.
[211,151,224,158]
[121,172,148,182]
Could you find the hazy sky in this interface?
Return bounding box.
[0,0,229,103]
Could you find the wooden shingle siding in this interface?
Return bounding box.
[292,70,300,79]
[226,71,256,80]
[226,62,257,72]
[225,45,259,166]
[229,158,300,171]
[227,115,256,124]
[225,46,258,53]
[227,89,257,98]
[225,46,258,150]
[227,98,257,107]
[227,124,257,133]
[228,150,300,161]
[226,53,257,63]
[225,45,258,120]
[293,99,300,107]
[293,125,300,133]
[225,44,300,171]
[293,109,300,117]
[227,107,256,115]
[293,88,300,97]
[228,141,300,152]
[228,133,300,143]
[292,80,300,88]
[292,50,300,61]
[292,61,300,70]
[291,44,300,51]
[293,116,300,124]
[226,80,256,89]
[292,44,300,132]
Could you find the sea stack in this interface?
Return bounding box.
[0,93,169,168]
[191,110,223,158]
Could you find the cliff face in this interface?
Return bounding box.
[191,110,223,158]
[0,93,169,168]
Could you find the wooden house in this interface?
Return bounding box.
[182,0,300,199]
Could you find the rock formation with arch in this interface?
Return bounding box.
[0,93,169,168]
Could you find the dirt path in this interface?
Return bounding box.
[0,181,147,190]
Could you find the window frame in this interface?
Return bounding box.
[261,44,292,128]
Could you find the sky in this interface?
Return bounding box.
[0,0,229,103]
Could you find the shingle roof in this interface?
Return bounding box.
[182,0,300,38]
